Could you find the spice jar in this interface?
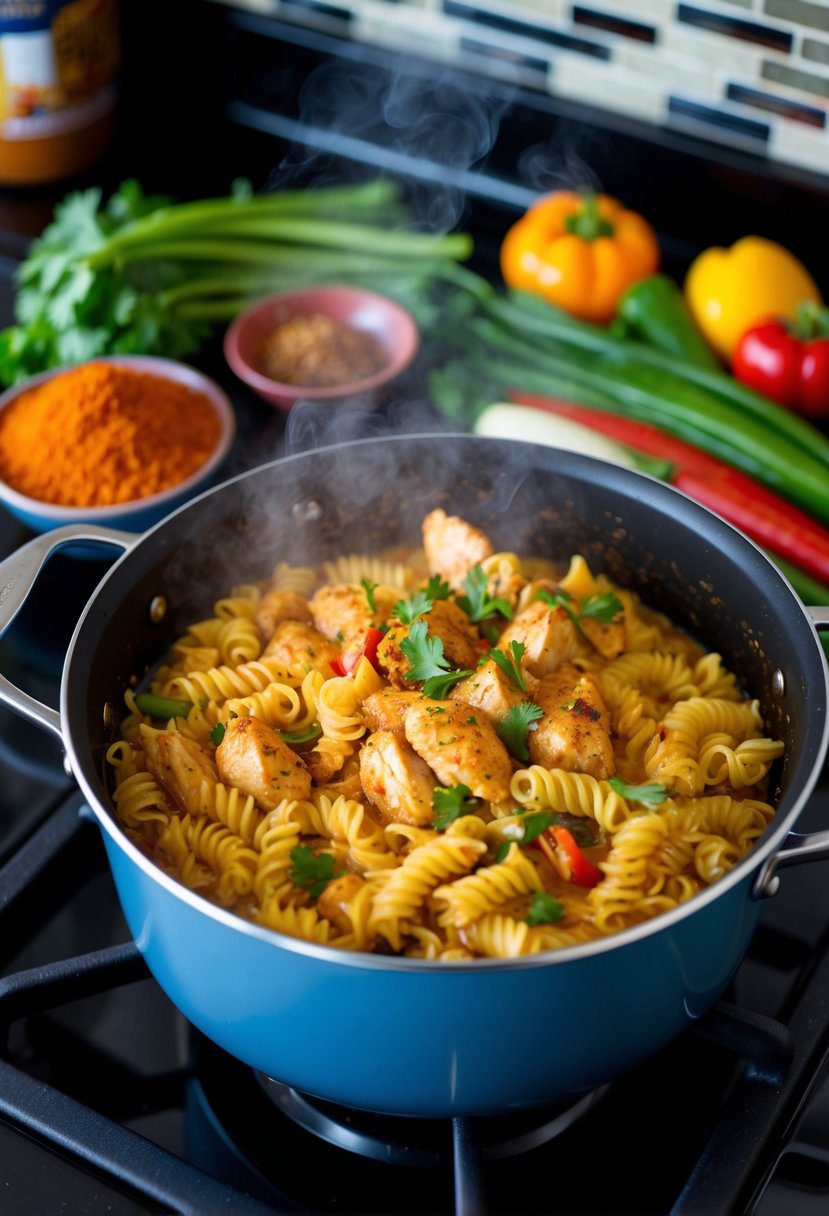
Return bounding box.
[0,0,119,186]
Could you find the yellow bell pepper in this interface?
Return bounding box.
[499,191,660,324]
[684,236,822,362]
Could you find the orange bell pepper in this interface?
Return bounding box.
[499,191,660,324]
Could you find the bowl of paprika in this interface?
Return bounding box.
[0,355,235,534]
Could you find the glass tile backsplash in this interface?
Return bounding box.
[252,0,829,175]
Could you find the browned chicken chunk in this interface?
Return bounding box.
[377,600,482,689]
[362,688,424,733]
[140,726,218,815]
[528,664,615,780]
[422,508,494,592]
[404,698,513,803]
[310,582,399,643]
[254,590,313,643]
[215,715,312,808]
[450,657,537,724]
[359,730,437,825]
[496,599,581,679]
[262,619,341,674]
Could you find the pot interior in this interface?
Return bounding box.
[66,435,827,837]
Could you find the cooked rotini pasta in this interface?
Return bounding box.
[107,508,783,959]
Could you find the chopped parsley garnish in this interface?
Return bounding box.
[488,640,527,691]
[457,565,513,624]
[538,587,623,636]
[608,777,671,807]
[361,577,378,613]
[209,722,226,746]
[289,846,340,899]
[399,618,472,698]
[526,890,565,926]
[394,588,433,624]
[433,783,477,830]
[495,701,543,762]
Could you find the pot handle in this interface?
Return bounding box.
[752,606,829,898]
[0,524,136,740]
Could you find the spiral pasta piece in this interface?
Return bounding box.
[111,770,173,832]
[510,766,632,833]
[368,822,487,950]
[162,657,296,705]
[433,842,543,928]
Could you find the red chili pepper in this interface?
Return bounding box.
[536,825,603,887]
[508,392,829,587]
[336,627,386,677]
[732,304,829,420]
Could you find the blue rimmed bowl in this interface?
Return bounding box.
[0,355,236,535]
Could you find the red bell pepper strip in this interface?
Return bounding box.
[508,391,829,587]
[536,825,603,887]
[732,304,829,420]
[331,627,386,678]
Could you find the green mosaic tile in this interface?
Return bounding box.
[802,37,829,65]
[762,56,829,98]
[764,0,829,34]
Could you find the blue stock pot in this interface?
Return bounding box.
[1,434,828,1118]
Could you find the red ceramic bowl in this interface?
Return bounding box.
[223,285,420,410]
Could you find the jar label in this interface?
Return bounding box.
[0,0,118,140]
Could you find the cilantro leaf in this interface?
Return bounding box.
[526,890,565,926]
[394,588,433,624]
[496,701,544,762]
[423,670,473,699]
[538,587,623,636]
[489,641,527,691]
[425,575,451,601]
[457,566,513,624]
[361,577,377,612]
[433,783,477,830]
[608,777,671,807]
[495,810,556,860]
[399,619,472,698]
[580,592,624,625]
[289,846,339,899]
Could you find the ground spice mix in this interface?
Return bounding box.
[257,312,388,387]
[0,361,222,507]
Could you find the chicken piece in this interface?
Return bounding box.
[215,715,312,809]
[404,698,513,803]
[140,725,218,815]
[310,582,399,643]
[262,619,341,674]
[362,688,424,733]
[376,600,482,689]
[580,616,627,661]
[255,589,313,643]
[528,664,615,780]
[359,730,437,825]
[450,657,537,724]
[422,508,494,592]
[496,599,581,679]
[317,873,366,935]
